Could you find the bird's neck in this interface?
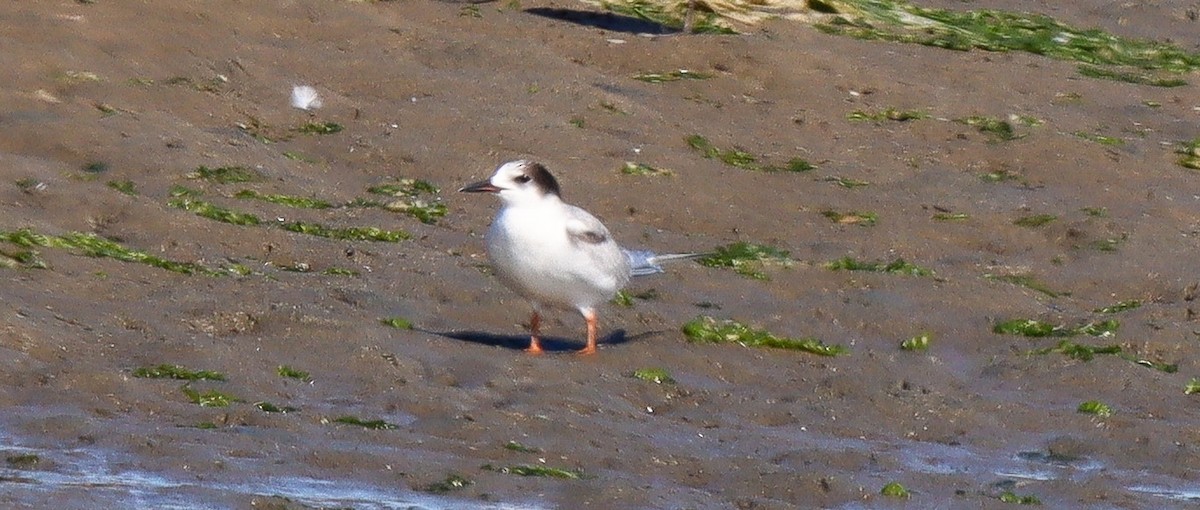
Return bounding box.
[501,193,562,210]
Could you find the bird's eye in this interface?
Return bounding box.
[514,174,532,183]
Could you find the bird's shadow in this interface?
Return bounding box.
[422,328,667,353]
[524,7,680,35]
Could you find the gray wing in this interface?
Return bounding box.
[562,206,632,284]
[564,208,611,246]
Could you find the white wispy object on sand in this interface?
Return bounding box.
[460,160,697,355]
[290,85,322,110]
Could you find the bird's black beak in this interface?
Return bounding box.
[459,179,501,193]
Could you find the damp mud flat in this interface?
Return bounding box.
[2,1,1200,508]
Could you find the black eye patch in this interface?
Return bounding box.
[515,174,532,183]
[527,163,562,196]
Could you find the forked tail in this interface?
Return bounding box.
[624,249,707,277]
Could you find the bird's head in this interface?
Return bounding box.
[459,160,561,205]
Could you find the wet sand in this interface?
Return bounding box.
[2,1,1200,508]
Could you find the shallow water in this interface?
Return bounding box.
[1,436,539,510]
[5,423,1197,509]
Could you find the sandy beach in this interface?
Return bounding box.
[2,1,1200,508]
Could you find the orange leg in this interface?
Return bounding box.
[526,311,544,354]
[577,309,598,355]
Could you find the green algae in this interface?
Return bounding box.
[106,179,137,196]
[188,165,264,184]
[825,256,931,276]
[234,189,332,209]
[957,116,1022,141]
[0,228,217,275]
[15,178,45,192]
[6,454,40,469]
[368,179,438,197]
[282,151,315,163]
[1093,300,1141,314]
[847,107,928,122]
[332,416,398,430]
[682,316,847,356]
[503,441,542,453]
[254,401,298,413]
[998,490,1042,505]
[821,176,870,188]
[821,210,877,226]
[980,169,1020,183]
[900,333,931,352]
[599,0,735,34]
[236,116,284,144]
[1077,400,1112,417]
[380,317,414,330]
[880,481,910,498]
[994,318,1118,337]
[276,262,314,273]
[985,273,1066,298]
[620,162,674,176]
[1176,137,1200,170]
[277,365,311,382]
[697,242,791,280]
[1077,64,1187,87]
[1185,378,1200,395]
[611,288,661,307]
[632,367,675,384]
[459,4,481,17]
[181,386,240,407]
[813,0,1200,86]
[380,199,447,225]
[1027,339,1176,372]
[1028,340,1122,361]
[295,121,343,135]
[632,69,712,83]
[422,473,473,493]
[83,161,109,174]
[1088,234,1127,252]
[686,135,814,173]
[612,290,635,307]
[279,221,410,242]
[482,463,584,479]
[0,248,48,269]
[168,185,204,197]
[169,198,262,226]
[91,101,113,114]
[931,211,969,219]
[133,364,226,381]
[1128,357,1178,373]
[367,179,447,224]
[188,177,446,228]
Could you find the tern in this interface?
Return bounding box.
[460,160,694,354]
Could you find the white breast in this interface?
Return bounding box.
[485,201,630,311]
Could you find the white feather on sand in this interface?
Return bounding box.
[290,85,322,110]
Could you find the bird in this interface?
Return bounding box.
[460,160,694,355]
